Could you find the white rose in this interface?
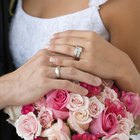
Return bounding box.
[67,109,92,134]
[66,93,89,111]
[100,87,118,102]
[89,96,105,118]
[41,119,70,140]
[102,133,129,140]
[4,106,22,126]
[117,118,134,135]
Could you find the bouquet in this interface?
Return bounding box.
[4,80,140,140]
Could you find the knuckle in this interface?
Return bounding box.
[67,30,73,35]
[63,46,71,53]
[86,40,94,47]
[37,49,46,56]
[68,67,77,75]
[38,66,47,76]
[63,80,71,88]
[90,32,97,39]
[64,37,70,43]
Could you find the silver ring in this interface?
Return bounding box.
[55,66,61,79]
[74,45,83,60]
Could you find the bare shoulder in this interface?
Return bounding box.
[101,0,140,72]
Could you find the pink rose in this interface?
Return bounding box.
[117,118,134,135]
[89,96,105,118]
[34,97,46,111]
[100,87,118,102]
[102,133,129,140]
[80,82,102,97]
[72,133,98,140]
[90,109,118,138]
[105,99,126,118]
[38,107,54,129]
[21,104,34,115]
[66,93,89,111]
[46,90,70,120]
[68,110,92,134]
[120,91,140,119]
[41,119,71,140]
[15,112,42,140]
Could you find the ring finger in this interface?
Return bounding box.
[47,67,101,86]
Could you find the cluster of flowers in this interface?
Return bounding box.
[4,80,140,140]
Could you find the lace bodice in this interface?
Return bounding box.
[9,0,109,68]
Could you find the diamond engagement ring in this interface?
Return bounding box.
[74,45,83,60]
[55,66,61,79]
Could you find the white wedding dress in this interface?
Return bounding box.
[9,0,140,139]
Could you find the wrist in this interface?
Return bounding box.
[0,72,16,108]
[116,54,140,93]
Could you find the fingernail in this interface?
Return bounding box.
[49,35,54,40]
[83,88,88,95]
[95,78,102,86]
[49,57,57,63]
[45,44,50,49]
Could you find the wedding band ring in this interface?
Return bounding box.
[74,45,83,60]
[55,66,61,79]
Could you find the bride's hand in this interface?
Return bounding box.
[47,30,140,91]
[0,49,101,108]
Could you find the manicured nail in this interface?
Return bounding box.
[49,35,54,40]
[83,88,88,95]
[49,57,57,63]
[95,78,102,86]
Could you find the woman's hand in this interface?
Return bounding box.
[0,49,101,108]
[47,30,140,92]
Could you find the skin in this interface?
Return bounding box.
[22,0,140,93]
[0,49,101,109]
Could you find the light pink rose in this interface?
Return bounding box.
[120,91,140,119]
[34,97,46,111]
[15,112,42,140]
[89,96,105,118]
[102,79,114,88]
[38,107,54,129]
[41,119,71,140]
[90,109,118,138]
[117,118,134,135]
[68,110,92,134]
[66,93,89,111]
[102,133,129,140]
[80,82,102,97]
[21,104,34,115]
[100,87,118,102]
[46,90,70,120]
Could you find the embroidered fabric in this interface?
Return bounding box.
[9,0,109,68]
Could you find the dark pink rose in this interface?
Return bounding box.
[72,133,98,140]
[21,104,34,115]
[90,109,118,138]
[34,137,43,140]
[120,91,140,119]
[105,99,126,118]
[80,82,102,97]
[46,90,70,120]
